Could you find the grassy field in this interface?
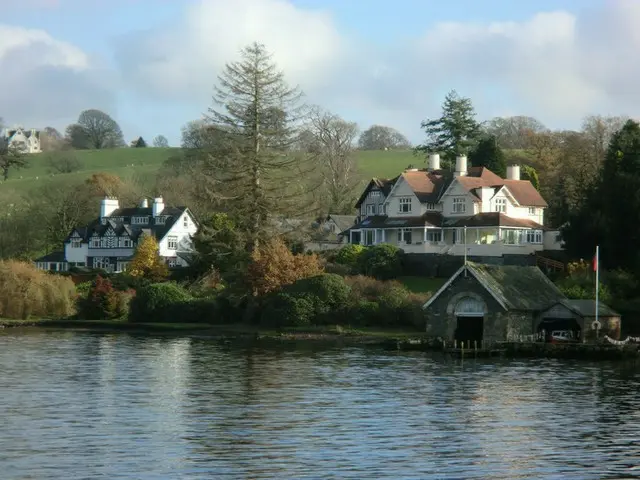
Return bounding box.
[0,147,421,197]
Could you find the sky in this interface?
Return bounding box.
[1,0,637,146]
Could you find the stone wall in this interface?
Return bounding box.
[425,273,535,342]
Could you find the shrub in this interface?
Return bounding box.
[284,274,351,311]
[81,275,118,320]
[247,237,323,295]
[128,282,191,322]
[260,292,317,327]
[128,235,169,281]
[335,244,365,268]
[345,275,403,301]
[0,260,76,319]
[165,297,219,324]
[357,244,403,280]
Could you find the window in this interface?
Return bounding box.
[426,230,442,243]
[528,207,537,215]
[494,198,507,213]
[168,258,178,267]
[167,236,178,250]
[364,230,375,246]
[132,216,149,225]
[402,228,413,244]
[399,197,412,213]
[370,190,380,198]
[120,238,133,248]
[90,237,100,248]
[93,257,111,270]
[452,197,466,213]
[526,230,543,244]
[366,204,376,216]
[425,203,436,211]
[155,216,166,225]
[380,204,387,215]
[71,239,82,248]
[183,216,188,228]
[503,230,521,245]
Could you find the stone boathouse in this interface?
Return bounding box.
[423,262,567,343]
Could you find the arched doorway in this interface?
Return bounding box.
[454,297,485,343]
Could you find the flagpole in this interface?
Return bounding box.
[464,226,468,277]
[595,245,599,331]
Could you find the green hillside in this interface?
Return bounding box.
[0,147,423,197]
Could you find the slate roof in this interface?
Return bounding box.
[66,206,191,242]
[349,212,443,230]
[558,299,620,318]
[355,178,395,207]
[424,261,566,312]
[444,212,545,230]
[327,214,357,233]
[467,262,565,311]
[34,251,66,263]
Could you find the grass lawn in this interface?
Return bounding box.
[398,276,446,294]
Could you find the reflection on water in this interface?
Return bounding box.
[1,330,639,479]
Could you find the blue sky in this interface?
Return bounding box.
[1,0,636,146]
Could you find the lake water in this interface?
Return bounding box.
[1,330,640,479]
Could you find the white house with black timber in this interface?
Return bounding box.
[35,196,199,273]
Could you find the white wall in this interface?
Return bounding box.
[157,210,199,257]
[544,230,564,250]
[384,177,424,216]
[65,242,88,263]
[440,181,476,216]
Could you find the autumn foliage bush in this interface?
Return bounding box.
[0,260,76,319]
[78,275,134,320]
[247,237,323,295]
[128,235,169,281]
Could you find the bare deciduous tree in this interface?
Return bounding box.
[77,109,125,149]
[308,108,360,214]
[483,116,547,149]
[358,125,410,150]
[153,135,169,148]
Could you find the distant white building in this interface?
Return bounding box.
[4,126,42,154]
[35,196,199,273]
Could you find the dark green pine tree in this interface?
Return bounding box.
[415,90,481,170]
[563,120,640,270]
[469,135,507,177]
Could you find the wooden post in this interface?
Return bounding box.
[461,340,464,357]
[454,340,457,349]
[474,340,477,353]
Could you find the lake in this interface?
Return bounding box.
[1,330,639,479]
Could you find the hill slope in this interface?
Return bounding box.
[0,148,423,196]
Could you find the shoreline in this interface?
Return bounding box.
[2,319,639,360]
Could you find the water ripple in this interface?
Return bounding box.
[1,331,639,479]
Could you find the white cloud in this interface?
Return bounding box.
[5,0,640,143]
[0,24,115,130]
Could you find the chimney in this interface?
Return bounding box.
[100,197,119,218]
[479,186,493,213]
[506,164,520,180]
[152,196,165,217]
[428,153,441,171]
[455,155,468,176]
[140,198,149,208]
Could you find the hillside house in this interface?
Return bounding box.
[34,196,198,273]
[344,154,563,258]
[4,126,42,154]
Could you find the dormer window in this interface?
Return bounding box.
[495,198,506,213]
[399,197,412,213]
[156,216,166,225]
[183,216,188,228]
[366,204,376,216]
[371,191,380,198]
[132,216,149,225]
[90,237,100,248]
[71,239,82,248]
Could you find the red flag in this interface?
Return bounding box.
[592,252,598,272]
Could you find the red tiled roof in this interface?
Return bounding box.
[454,168,547,207]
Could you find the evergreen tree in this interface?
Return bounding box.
[128,235,169,281]
[469,135,506,177]
[415,90,481,169]
[563,120,640,270]
[197,42,315,250]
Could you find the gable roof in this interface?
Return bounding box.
[446,167,547,207]
[355,178,395,207]
[401,170,452,203]
[327,214,357,233]
[424,261,566,311]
